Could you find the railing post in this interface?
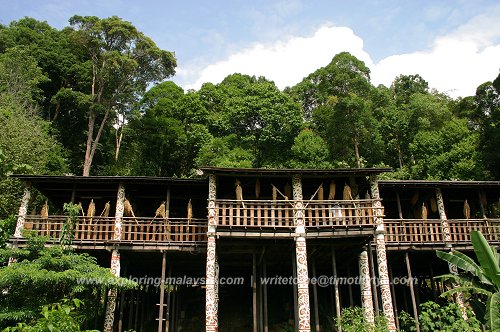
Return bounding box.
[292,174,311,332]
[14,185,31,238]
[206,174,219,331]
[369,176,396,332]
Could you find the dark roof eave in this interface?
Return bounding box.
[379,179,500,188]
[200,167,392,177]
[10,174,207,185]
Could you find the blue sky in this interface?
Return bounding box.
[1,0,499,97]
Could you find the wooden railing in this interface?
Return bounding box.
[22,216,207,244]
[384,218,500,244]
[216,199,378,230]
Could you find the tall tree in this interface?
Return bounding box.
[66,15,176,176]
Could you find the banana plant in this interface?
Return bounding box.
[436,231,500,331]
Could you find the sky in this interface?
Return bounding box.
[1,0,499,98]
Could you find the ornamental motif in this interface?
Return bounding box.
[359,250,375,325]
[376,235,396,332]
[295,237,311,331]
[14,188,31,238]
[206,236,218,330]
[113,184,125,241]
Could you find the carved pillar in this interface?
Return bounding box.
[435,188,467,319]
[114,182,125,241]
[359,249,375,325]
[292,174,311,332]
[104,250,121,332]
[206,174,219,331]
[14,186,31,238]
[370,176,396,331]
[435,188,451,242]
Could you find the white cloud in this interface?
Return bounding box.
[181,8,500,98]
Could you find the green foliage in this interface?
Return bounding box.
[0,235,136,328]
[436,231,500,330]
[2,299,99,332]
[288,129,332,168]
[334,307,388,332]
[398,301,481,332]
[59,203,81,248]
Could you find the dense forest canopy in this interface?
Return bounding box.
[1,16,500,218]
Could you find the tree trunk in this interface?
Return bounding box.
[397,143,404,169]
[354,136,361,168]
[115,126,123,161]
[82,109,110,176]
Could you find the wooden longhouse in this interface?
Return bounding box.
[9,167,500,332]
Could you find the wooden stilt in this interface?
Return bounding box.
[158,252,167,332]
[430,265,437,301]
[253,253,258,332]
[346,266,354,307]
[140,290,146,332]
[171,288,176,332]
[396,192,403,219]
[331,248,342,332]
[405,252,420,332]
[292,250,298,331]
[118,290,126,332]
[128,290,134,328]
[312,259,320,332]
[388,262,400,331]
[263,257,269,332]
[134,291,140,331]
[368,242,380,315]
[259,260,264,332]
[166,266,172,332]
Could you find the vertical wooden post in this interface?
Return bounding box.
[104,249,121,332]
[396,192,403,219]
[206,174,219,331]
[331,248,342,332]
[388,263,400,331]
[14,186,31,238]
[263,257,269,332]
[158,252,167,332]
[166,266,172,332]
[312,259,320,332]
[429,265,437,301]
[292,174,311,332]
[359,248,375,325]
[405,252,420,332]
[368,242,380,315]
[253,253,258,332]
[140,290,146,332]
[346,266,354,306]
[370,176,397,332]
[477,189,487,218]
[292,250,298,331]
[118,265,127,332]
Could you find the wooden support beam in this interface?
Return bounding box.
[346,266,354,307]
[312,259,320,332]
[292,251,298,331]
[158,252,167,332]
[253,253,258,332]
[368,241,380,315]
[166,266,172,332]
[429,265,437,302]
[405,252,420,332]
[396,192,403,219]
[263,257,269,332]
[388,261,400,331]
[331,248,342,332]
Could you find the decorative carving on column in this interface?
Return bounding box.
[114,183,125,241]
[14,187,31,238]
[370,176,396,331]
[449,263,468,320]
[435,188,452,242]
[206,235,218,331]
[208,174,217,227]
[292,174,311,332]
[359,249,375,325]
[103,250,120,332]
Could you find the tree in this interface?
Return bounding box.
[288,129,332,168]
[66,15,176,176]
[0,235,136,328]
[436,231,500,331]
[391,74,429,106]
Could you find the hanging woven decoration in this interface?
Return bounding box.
[318,183,324,201]
[155,201,166,219]
[463,200,470,220]
[87,199,95,224]
[343,183,352,200]
[328,180,336,200]
[187,199,193,224]
[41,200,49,218]
[235,179,245,208]
[430,197,438,213]
[100,201,110,218]
[421,202,428,220]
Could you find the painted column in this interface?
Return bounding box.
[104,249,121,332]
[206,174,219,331]
[14,186,31,238]
[370,176,396,332]
[114,182,125,241]
[292,174,311,332]
[435,188,467,320]
[359,248,375,325]
[103,183,125,332]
